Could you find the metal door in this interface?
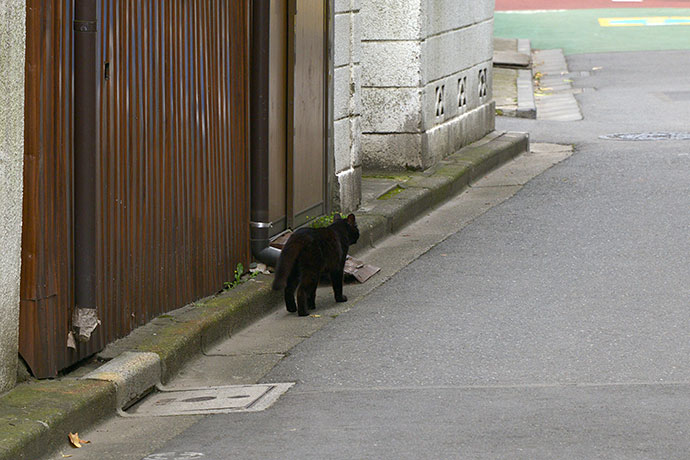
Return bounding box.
[289,0,327,228]
[266,0,328,235]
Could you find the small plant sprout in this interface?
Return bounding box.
[224,262,249,290]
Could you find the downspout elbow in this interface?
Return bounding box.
[250,222,281,268]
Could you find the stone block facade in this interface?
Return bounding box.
[0,0,25,392]
[332,0,363,212]
[356,0,495,171]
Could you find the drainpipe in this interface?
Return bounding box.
[250,0,280,267]
[73,0,99,340]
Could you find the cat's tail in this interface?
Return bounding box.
[271,242,300,291]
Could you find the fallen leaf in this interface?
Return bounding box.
[592,66,603,71]
[62,454,73,458]
[310,314,321,318]
[68,433,81,448]
[68,432,90,448]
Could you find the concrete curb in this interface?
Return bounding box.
[517,69,537,119]
[0,129,529,460]
[0,380,116,460]
[493,38,536,119]
[516,39,536,119]
[82,352,161,410]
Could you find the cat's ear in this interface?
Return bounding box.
[347,213,356,225]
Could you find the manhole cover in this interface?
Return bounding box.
[125,383,294,416]
[600,132,690,141]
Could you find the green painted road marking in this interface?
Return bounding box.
[599,16,690,26]
[495,8,690,55]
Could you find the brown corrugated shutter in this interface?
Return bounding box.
[20,0,76,378]
[21,0,250,378]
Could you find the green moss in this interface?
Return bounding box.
[308,212,345,228]
[362,173,411,182]
[377,185,404,200]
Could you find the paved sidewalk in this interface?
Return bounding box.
[0,131,528,460]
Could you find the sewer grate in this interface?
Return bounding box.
[124,383,294,416]
[600,132,690,141]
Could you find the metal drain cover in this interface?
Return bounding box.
[600,132,690,141]
[125,383,294,416]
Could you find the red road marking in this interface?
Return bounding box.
[496,0,690,10]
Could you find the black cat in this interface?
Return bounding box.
[272,214,360,316]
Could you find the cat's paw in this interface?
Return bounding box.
[335,295,348,303]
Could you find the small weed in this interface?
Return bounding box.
[308,212,345,229]
[224,262,256,290]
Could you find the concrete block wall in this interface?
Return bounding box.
[333,0,363,212]
[360,0,495,171]
[0,0,25,392]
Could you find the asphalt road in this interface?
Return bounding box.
[129,50,690,458]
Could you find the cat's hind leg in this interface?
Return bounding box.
[284,269,298,313]
[308,277,317,310]
[297,273,318,317]
[330,270,347,303]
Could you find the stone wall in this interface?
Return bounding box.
[360,0,495,171]
[0,0,25,392]
[332,0,362,212]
